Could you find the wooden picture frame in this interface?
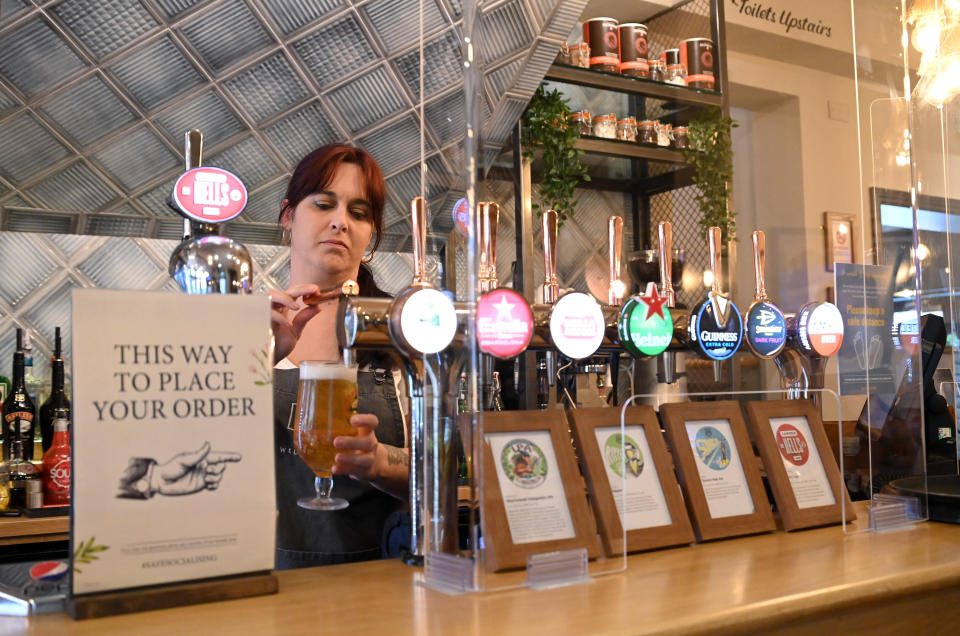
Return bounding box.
[566,406,694,556]
[744,399,857,531]
[824,211,855,272]
[480,410,599,571]
[660,401,775,541]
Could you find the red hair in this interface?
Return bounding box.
[280,144,385,253]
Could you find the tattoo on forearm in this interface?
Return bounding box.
[386,446,409,467]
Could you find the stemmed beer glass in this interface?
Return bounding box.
[293,360,358,510]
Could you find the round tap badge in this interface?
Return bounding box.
[897,319,920,355]
[798,302,844,357]
[172,166,248,223]
[500,438,548,488]
[775,423,810,466]
[399,288,458,354]
[477,288,533,359]
[690,295,743,361]
[619,283,673,357]
[745,301,787,358]
[452,197,469,238]
[549,292,606,360]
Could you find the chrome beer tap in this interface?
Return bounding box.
[168,129,253,294]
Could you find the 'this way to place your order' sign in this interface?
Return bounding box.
[71,290,275,595]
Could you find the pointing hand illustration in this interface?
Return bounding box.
[116,441,243,499]
[154,442,242,496]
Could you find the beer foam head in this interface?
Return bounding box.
[299,361,357,382]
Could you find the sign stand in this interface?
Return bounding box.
[67,571,277,620]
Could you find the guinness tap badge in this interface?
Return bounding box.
[690,227,742,361]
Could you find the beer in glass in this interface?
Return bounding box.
[294,360,358,510]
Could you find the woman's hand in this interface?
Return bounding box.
[332,413,409,499]
[268,283,338,361]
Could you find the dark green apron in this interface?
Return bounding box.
[274,367,405,569]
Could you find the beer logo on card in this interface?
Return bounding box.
[500,438,548,489]
[605,433,644,478]
[775,423,810,466]
[694,426,731,471]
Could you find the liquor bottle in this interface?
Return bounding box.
[0,458,10,512]
[22,330,45,405]
[7,438,39,509]
[42,408,71,506]
[3,330,36,461]
[39,328,70,453]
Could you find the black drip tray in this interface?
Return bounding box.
[888,475,960,524]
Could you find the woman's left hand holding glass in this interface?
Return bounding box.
[332,414,409,499]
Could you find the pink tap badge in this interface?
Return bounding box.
[476,288,533,359]
[172,167,248,223]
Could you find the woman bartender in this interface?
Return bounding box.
[268,144,408,569]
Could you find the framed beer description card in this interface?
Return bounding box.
[481,410,599,572]
[745,400,855,531]
[567,406,694,556]
[660,401,775,541]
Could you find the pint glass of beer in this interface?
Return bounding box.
[294,360,358,510]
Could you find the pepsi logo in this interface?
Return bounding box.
[30,560,69,582]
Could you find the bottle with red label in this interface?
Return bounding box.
[42,408,71,506]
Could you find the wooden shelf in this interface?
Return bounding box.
[0,514,69,546]
[544,63,723,108]
[575,137,686,163]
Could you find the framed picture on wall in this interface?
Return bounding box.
[567,406,694,556]
[480,410,599,571]
[744,399,856,531]
[660,401,775,541]
[824,211,855,271]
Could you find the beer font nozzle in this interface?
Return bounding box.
[608,216,624,306]
[168,128,253,294]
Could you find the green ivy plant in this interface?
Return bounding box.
[521,86,590,223]
[681,107,738,243]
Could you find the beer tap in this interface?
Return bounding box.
[608,216,625,306]
[337,197,463,563]
[656,222,684,383]
[168,129,253,294]
[744,231,787,360]
[775,299,845,402]
[476,202,534,408]
[686,227,743,383]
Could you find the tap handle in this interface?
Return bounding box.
[608,216,623,305]
[486,202,500,290]
[478,202,489,287]
[658,222,675,307]
[411,197,428,285]
[542,209,559,303]
[753,230,766,301]
[708,226,722,294]
[185,129,203,170]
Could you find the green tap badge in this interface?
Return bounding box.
[619,282,674,357]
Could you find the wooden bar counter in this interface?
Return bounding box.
[21,503,960,634]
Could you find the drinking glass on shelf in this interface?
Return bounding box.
[293,360,358,511]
